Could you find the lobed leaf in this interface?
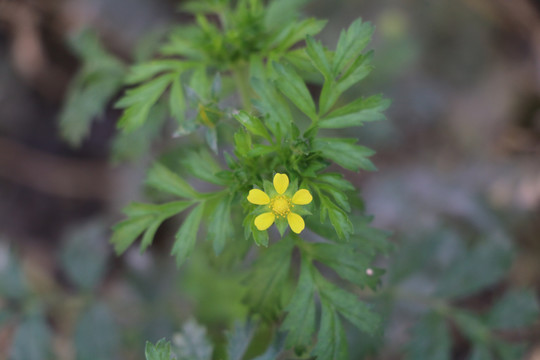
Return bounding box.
[319,95,390,129]
[172,203,204,266]
[312,138,377,172]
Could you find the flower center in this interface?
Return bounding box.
[270,196,291,217]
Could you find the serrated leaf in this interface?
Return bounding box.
[234,111,272,141]
[312,300,348,360]
[181,150,226,185]
[317,275,380,335]
[111,102,167,163]
[146,163,199,199]
[10,315,52,360]
[75,303,119,360]
[273,63,317,120]
[251,78,292,138]
[243,238,294,320]
[145,339,177,360]
[405,313,451,360]
[281,253,316,351]
[169,76,186,124]
[305,35,332,79]
[319,193,353,240]
[264,0,308,30]
[111,201,193,254]
[311,243,378,290]
[173,204,204,266]
[336,52,373,94]
[111,215,155,254]
[272,18,327,53]
[126,60,184,84]
[333,19,374,75]
[116,74,173,132]
[487,290,540,330]
[312,138,376,171]
[207,196,233,254]
[319,95,390,128]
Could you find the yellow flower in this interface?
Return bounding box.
[247,173,313,234]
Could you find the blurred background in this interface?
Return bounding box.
[1,0,539,359]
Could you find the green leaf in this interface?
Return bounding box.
[75,303,119,360]
[169,75,186,124]
[305,35,332,79]
[10,315,52,360]
[111,214,154,254]
[146,163,199,199]
[487,290,540,330]
[59,30,125,146]
[281,253,316,350]
[145,339,177,360]
[311,243,378,290]
[405,313,451,360]
[264,0,308,30]
[436,241,513,299]
[125,60,184,84]
[111,102,167,163]
[173,203,205,266]
[319,193,353,240]
[273,63,317,120]
[60,222,108,290]
[317,275,380,335]
[271,18,327,53]
[226,320,256,360]
[251,78,292,138]
[335,52,373,94]
[319,95,390,129]
[234,111,272,141]
[311,300,348,360]
[234,129,252,158]
[111,201,193,254]
[181,150,226,185]
[116,74,173,132]
[174,320,213,360]
[312,138,376,171]
[243,238,294,320]
[333,19,374,75]
[207,196,233,255]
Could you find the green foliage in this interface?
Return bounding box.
[145,339,177,360]
[59,29,126,146]
[58,0,397,358]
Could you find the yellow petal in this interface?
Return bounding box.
[273,173,289,194]
[247,189,270,205]
[292,189,313,205]
[287,212,305,234]
[254,212,275,231]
